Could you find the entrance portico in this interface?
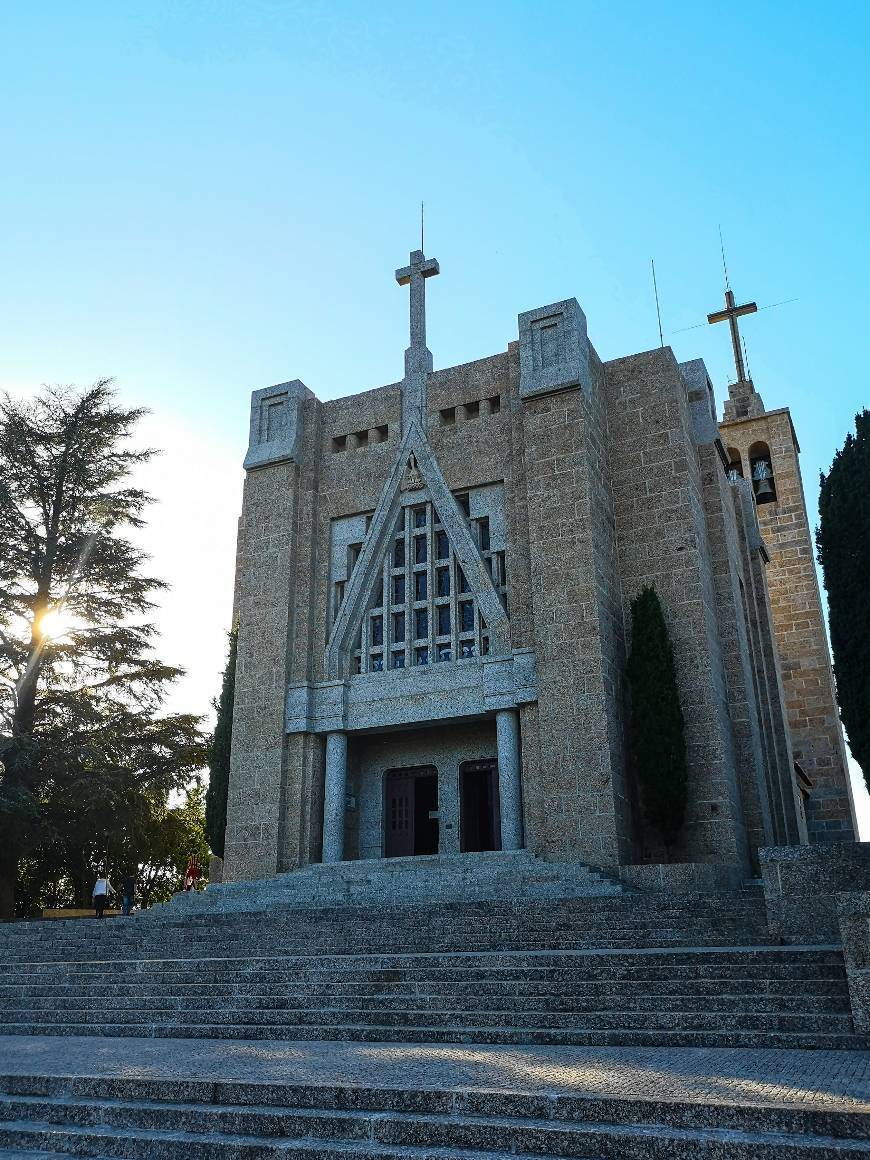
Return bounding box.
[319,714,523,864]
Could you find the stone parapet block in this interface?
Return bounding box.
[760,842,870,943]
[619,862,745,894]
[243,379,313,470]
[517,298,591,399]
[838,890,870,1033]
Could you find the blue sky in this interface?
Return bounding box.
[1,2,867,826]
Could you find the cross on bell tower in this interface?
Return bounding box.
[708,285,766,420]
[396,248,439,431]
[708,288,757,385]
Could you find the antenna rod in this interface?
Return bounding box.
[718,224,730,291]
[651,259,664,348]
[420,201,424,252]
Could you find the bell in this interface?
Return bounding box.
[754,476,775,502]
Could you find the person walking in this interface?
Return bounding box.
[121,872,135,917]
[92,873,114,919]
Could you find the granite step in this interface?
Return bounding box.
[4,1022,866,1049]
[1,992,848,1014]
[2,1077,867,1141]
[0,1085,867,1159]
[1,1006,858,1034]
[0,888,772,965]
[0,979,849,1000]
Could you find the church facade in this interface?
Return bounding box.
[221,251,855,888]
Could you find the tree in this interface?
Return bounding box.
[121,782,211,908]
[818,410,870,788]
[32,689,205,906]
[0,382,207,919]
[626,586,688,849]
[205,625,237,860]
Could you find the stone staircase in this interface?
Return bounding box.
[0,882,863,1050]
[0,1071,867,1159]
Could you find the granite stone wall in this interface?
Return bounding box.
[760,843,870,942]
[519,362,629,867]
[695,442,771,867]
[604,348,748,871]
[223,459,305,883]
[720,408,856,843]
[838,891,870,1032]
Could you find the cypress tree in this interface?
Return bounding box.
[817,410,870,788]
[205,626,237,859]
[626,586,688,848]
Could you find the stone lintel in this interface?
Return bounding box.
[518,299,591,400]
[286,649,538,735]
[243,380,312,471]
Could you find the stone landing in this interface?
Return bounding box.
[153,851,628,917]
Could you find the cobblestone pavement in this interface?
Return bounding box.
[1,1036,869,1110]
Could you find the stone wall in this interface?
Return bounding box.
[760,842,870,943]
[223,459,305,883]
[720,408,856,843]
[519,358,630,867]
[605,348,748,871]
[691,413,771,867]
[838,891,870,1032]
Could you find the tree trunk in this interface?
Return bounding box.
[69,851,91,909]
[0,850,18,921]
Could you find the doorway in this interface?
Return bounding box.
[384,766,439,857]
[460,760,501,853]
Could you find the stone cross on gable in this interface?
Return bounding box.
[395,249,439,430]
[396,249,439,351]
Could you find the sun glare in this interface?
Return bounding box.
[37,608,76,641]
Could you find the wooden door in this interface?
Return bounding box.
[384,773,415,858]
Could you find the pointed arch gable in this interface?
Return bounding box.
[325,423,509,678]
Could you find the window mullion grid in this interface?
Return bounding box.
[427,503,435,660]
[405,505,414,666]
[381,551,391,667]
[362,600,371,672]
[449,545,459,661]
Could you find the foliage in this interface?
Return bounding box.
[205,626,237,859]
[626,586,688,848]
[122,782,211,908]
[818,409,870,788]
[13,783,209,915]
[0,381,208,918]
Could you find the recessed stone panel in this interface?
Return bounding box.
[243,380,310,470]
[517,299,591,400]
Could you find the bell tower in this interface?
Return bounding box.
[714,281,857,844]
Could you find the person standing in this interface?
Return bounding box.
[183,855,200,892]
[121,872,135,916]
[92,873,114,919]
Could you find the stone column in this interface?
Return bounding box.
[322,732,348,864]
[496,709,523,851]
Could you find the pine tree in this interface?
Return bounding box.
[0,382,206,919]
[626,586,688,848]
[817,410,870,787]
[205,626,237,860]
